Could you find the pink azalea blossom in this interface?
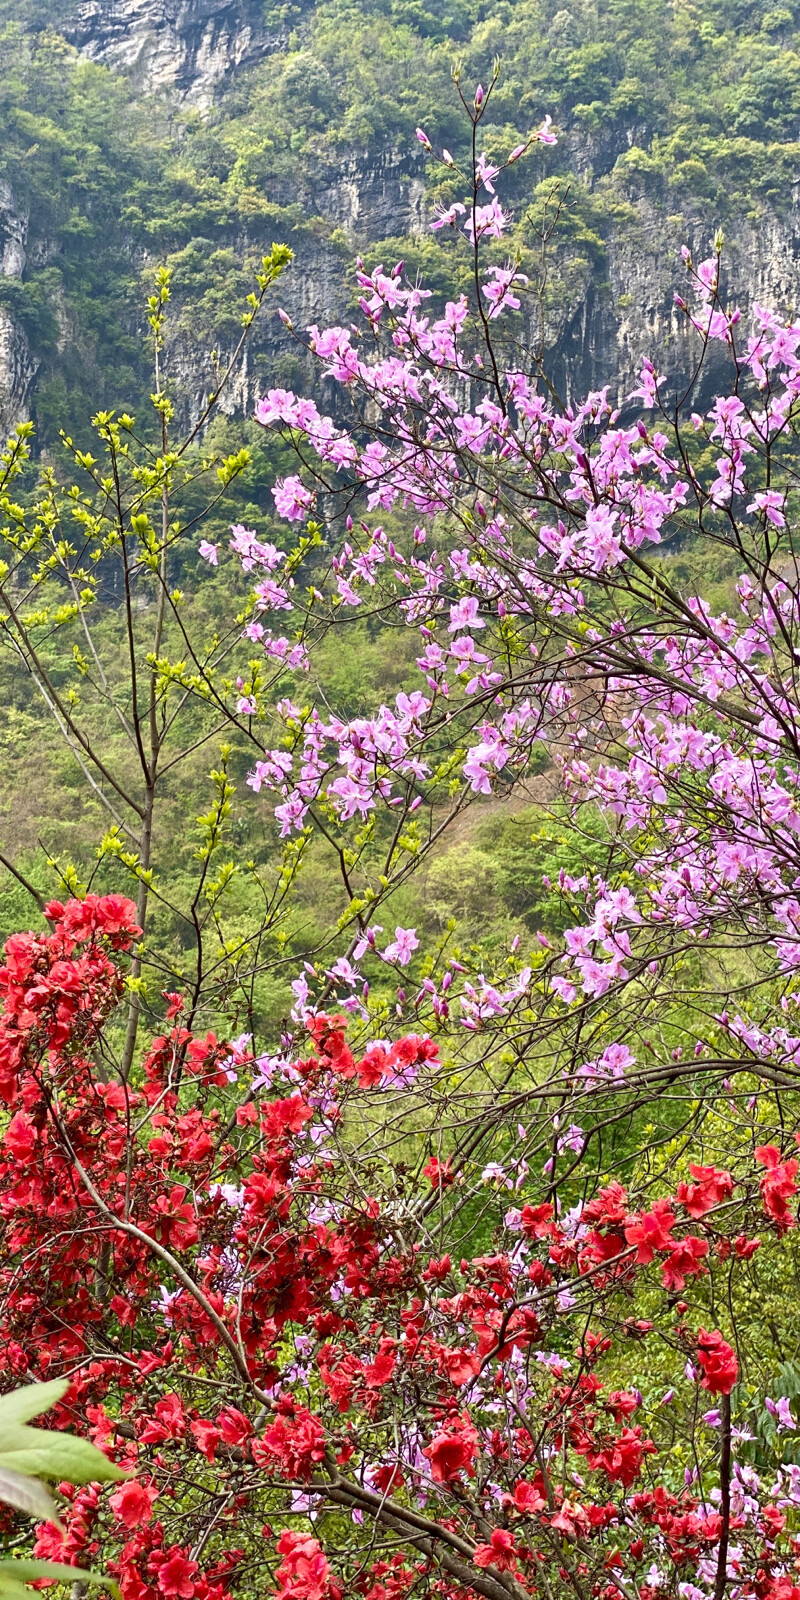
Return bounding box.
[382,927,419,966]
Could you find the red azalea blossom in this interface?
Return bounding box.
[675,1164,734,1218]
[109,1481,158,1529]
[755,1145,799,1232]
[0,890,789,1600]
[423,1420,478,1482]
[696,1328,739,1394]
[473,1529,519,1571]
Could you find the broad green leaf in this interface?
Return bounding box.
[0,1466,60,1523]
[0,1573,34,1600]
[0,1563,120,1600]
[0,1560,118,1591]
[0,1436,125,1484]
[0,1382,68,1431]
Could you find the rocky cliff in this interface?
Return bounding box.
[2,0,799,436]
[60,0,279,105]
[0,182,38,436]
[165,142,800,430]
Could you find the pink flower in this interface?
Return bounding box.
[766,1395,796,1431]
[198,540,219,564]
[273,475,315,522]
[747,489,786,527]
[383,926,419,965]
[482,265,528,318]
[475,152,500,193]
[353,924,383,960]
[431,201,466,231]
[449,596,485,631]
[464,197,510,241]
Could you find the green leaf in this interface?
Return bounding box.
[0,1381,68,1429]
[0,1435,126,1484]
[0,1562,120,1600]
[0,1561,115,1586]
[0,1572,34,1600]
[0,1466,60,1524]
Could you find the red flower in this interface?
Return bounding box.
[624,1200,675,1263]
[364,1338,396,1387]
[422,1254,451,1282]
[109,1480,158,1528]
[444,1347,482,1387]
[755,1145,798,1233]
[520,1202,554,1239]
[660,1234,709,1290]
[675,1164,734,1218]
[512,1478,547,1514]
[550,1500,590,1538]
[696,1328,738,1394]
[217,1407,253,1446]
[150,1548,198,1599]
[191,1420,222,1462]
[274,1532,341,1600]
[149,1186,199,1250]
[587,1425,657,1487]
[372,1462,404,1494]
[3,1110,37,1163]
[260,1409,327,1481]
[139,1393,186,1443]
[762,1506,787,1540]
[423,1156,454,1188]
[60,893,141,947]
[474,1529,518,1571]
[582,1183,628,1226]
[423,1419,477,1483]
[734,1234,761,1258]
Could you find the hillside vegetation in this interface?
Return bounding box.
[0,0,797,439]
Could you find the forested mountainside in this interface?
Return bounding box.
[0,0,799,443]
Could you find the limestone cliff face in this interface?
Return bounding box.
[0,183,38,436]
[60,0,279,106]
[162,146,800,430]
[162,144,429,428]
[545,179,800,409]
[11,0,800,431]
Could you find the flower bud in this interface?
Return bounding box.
[416,127,432,150]
[475,84,484,107]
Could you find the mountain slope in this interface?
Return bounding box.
[0,0,798,439]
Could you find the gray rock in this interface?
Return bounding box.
[0,180,27,281]
[6,1,800,435]
[0,306,38,437]
[0,182,37,431]
[60,0,281,106]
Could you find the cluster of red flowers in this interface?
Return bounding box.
[0,901,795,1600]
[755,1144,799,1232]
